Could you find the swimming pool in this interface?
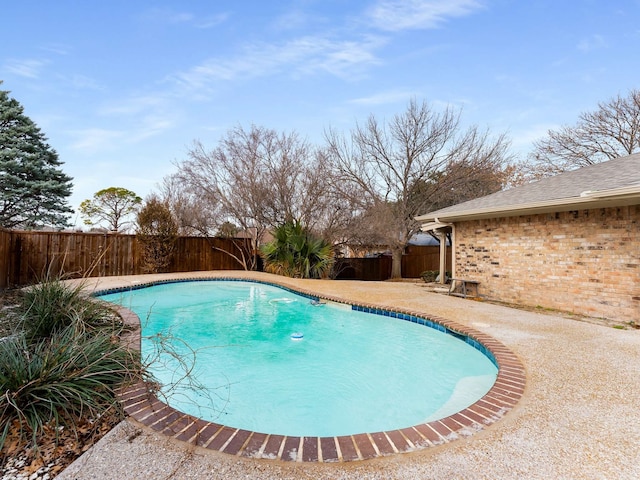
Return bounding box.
[100,279,498,437]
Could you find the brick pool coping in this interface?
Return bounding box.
[109,277,526,463]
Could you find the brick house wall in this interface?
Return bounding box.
[454,205,640,323]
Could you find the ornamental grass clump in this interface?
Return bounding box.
[0,324,140,448]
[0,278,143,452]
[19,278,117,342]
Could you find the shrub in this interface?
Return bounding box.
[420,270,451,283]
[420,270,439,282]
[136,196,178,273]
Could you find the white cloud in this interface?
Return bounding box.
[171,34,385,90]
[99,94,168,116]
[129,115,175,142]
[40,43,71,56]
[69,114,175,153]
[69,128,124,153]
[295,36,385,78]
[349,89,419,106]
[144,7,194,24]
[82,92,178,149]
[577,34,607,53]
[367,0,484,32]
[4,58,49,78]
[510,123,556,152]
[143,7,228,29]
[69,74,104,90]
[271,10,314,31]
[195,13,230,29]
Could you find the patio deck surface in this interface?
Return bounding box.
[59,271,640,480]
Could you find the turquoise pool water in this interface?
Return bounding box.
[99,280,497,437]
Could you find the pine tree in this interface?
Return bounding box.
[80,187,142,232]
[0,85,73,229]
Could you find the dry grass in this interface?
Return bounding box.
[1,409,120,478]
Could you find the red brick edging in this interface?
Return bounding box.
[112,278,525,462]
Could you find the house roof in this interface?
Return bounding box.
[417,153,640,225]
[407,232,441,246]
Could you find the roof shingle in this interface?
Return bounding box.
[417,153,640,222]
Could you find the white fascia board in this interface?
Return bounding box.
[417,187,640,224]
[580,184,640,199]
[419,221,452,232]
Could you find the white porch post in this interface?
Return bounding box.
[438,230,447,284]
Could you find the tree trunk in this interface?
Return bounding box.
[390,247,404,279]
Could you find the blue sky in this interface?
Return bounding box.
[2,1,639,224]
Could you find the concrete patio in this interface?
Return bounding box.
[60,271,640,480]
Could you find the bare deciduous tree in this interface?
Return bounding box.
[175,126,309,239]
[159,172,258,270]
[529,89,640,177]
[324,98,513,278]
[165,125,347,270]
[158,174,221,237]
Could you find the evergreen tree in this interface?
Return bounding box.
[79,187,142,232]
[0,85,73,229]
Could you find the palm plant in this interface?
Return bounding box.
[260,221,333,279]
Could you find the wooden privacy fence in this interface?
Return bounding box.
[0,229,245,288]
[402,244,452,278]
[0,229,451,287]
[334,245,452,281]
[334,256,392,281]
